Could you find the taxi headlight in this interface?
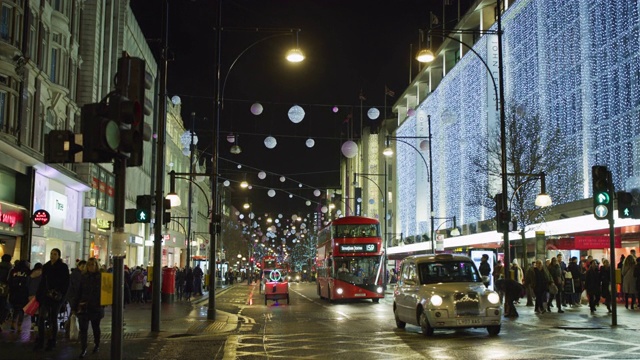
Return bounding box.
[430,295,443,307]
[487,292,500,304]
[376,286,383,293]
[336,288,344,295]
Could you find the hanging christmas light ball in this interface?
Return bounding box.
[313,189,321,197]
[268,189,276,197]
[288,105,305,123]
[305,138,315,148]
[332,106,339,113]
[250,102,263,115]
[264,136,277,149]
[226,134,235,143]
[341,140,358,158]
[258,171,267,180]
[367,107,380,120]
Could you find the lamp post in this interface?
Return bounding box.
[432,216,461,251]
[384,119,434,252]
[419,0,508,276]
[179,112,199,269]
[210,0,304,320]
[353,171,387,255]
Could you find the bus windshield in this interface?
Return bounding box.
[334,256,383,285]
[418,261,482,285]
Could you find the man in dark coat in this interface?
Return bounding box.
[35,248,70,351]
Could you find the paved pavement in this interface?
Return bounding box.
[1,284,640,359]
[0,285,239,359]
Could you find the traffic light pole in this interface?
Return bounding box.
[111,157,127,360]
[607,172,617,326]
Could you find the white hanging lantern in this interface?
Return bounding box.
[288,105,305,123]
[332,106,339,113]
[264,136,277,149]
[305,200,311,206]
[279,176,286,183]
[313,189,321,197]
[321,206,328,213]
[305,138,315,148]
[226,134,236,143]
[268,189,276,197]
[367,107,380,120]
[341,140,358,158]
[250,102,263,115]
[223,180,230,186]
[258,171,267,180]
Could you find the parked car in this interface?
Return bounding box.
[393,254,502,336]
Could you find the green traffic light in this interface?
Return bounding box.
[136,209,150,223]
[595,192,610,205]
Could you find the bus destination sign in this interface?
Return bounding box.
[339,243,377,253]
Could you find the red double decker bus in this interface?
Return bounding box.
[316,216,385,303]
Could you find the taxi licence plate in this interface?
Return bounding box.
[457,319,482,325]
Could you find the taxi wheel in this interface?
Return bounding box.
[394,305,406,329]
[419,309,434,336]
[372,298,379,303]
[487,325,501,336]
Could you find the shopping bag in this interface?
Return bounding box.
[69,313,79,341]
[23,297,40,316]
[580,290,589,305]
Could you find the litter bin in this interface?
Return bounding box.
[161,267,176,303]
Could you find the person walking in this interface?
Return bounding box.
[130,267,145,303]
[621,255,637,309]
[175,267,185,301]
[479,254,491,287]
[35,248,70,351]
[585,260,601,314]
[547,257,565,313]
[184,268,194,302]
[600,259,612,313]
[193,265,204,296]
[72,258,104,358]
[567,256,582,307]
[67,260,87,309]
[8,260,30,331]
[533,259,550,314]
[524,261,536,306]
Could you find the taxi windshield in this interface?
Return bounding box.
[418,261,482,284]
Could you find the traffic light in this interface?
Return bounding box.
[116,54,152,167]
[81,102,121,163]
[617,191,634,218]
[592,165,612,220]
[136,195,154,223]
[44,130,82,163]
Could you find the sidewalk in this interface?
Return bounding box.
[0,285,239,359]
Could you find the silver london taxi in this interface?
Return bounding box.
[393,254,502,336]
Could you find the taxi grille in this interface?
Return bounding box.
[454,292,480,316]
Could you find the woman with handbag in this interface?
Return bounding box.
[72,258,104,358]
[35,248,70,351]
[547,257,565,313]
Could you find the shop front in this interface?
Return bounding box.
[0,201,27,260]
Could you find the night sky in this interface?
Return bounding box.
[130,0,471,218]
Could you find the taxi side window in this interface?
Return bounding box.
[401,263,417,284]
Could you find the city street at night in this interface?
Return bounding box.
[2,282,640,359]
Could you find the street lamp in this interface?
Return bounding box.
[432,216,461,251]
[418,0,508,276]
[384,124,434,252]
[211,0,305,319]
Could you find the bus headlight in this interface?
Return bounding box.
[376,286,383,293]
[430,295,443,307]
[487,292,500,304]
[336,288,344,295]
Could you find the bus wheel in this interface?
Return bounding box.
[372,298,380,303]
[317,284,323,299]
[264,296,267,306]
[328,285,333,303]
[287,294,290,304]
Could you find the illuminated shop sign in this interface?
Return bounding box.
[0,201,26,234]
[32,209,50,226]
